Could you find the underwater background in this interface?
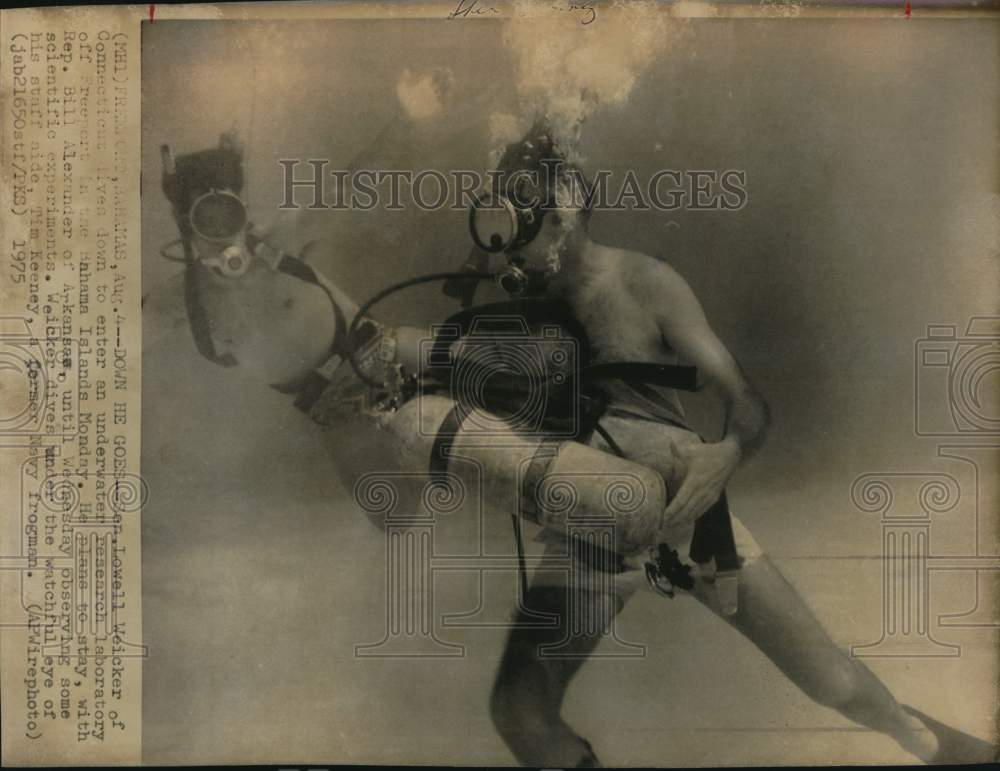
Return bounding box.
[140,15,998,765]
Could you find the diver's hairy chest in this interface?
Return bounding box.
[569,293,666,362]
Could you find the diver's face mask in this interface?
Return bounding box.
[174,189,285,369]
[469,169,554,253]
[468,190,546,255]
[469,172,555,297]
[188,189,256,277]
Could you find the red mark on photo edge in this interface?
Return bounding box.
[905,0,911,17]
[149,4,155,22]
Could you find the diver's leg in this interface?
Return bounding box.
[490,573,636,767]
[586,416,982,762]
[689,550,946,761]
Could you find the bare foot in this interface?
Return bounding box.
[903,705,996,764]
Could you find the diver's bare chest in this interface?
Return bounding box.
[563,285,669,363]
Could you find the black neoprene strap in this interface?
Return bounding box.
[595,420,742,573]
[688,491,741,571]
[520,438,563,523]
[582,362,698,392]
[517,438,562,596]
[184,263,239,368]
[428,403,467,483]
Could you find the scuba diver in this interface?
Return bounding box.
[155,130,994,767]
[462,121,995,767]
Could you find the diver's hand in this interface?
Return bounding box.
[662,439,741,528]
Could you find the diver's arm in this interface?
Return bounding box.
[639,261,770,524]
[718,363,771,462]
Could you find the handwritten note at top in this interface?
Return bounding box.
[447,0,597,26]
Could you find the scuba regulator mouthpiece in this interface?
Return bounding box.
[467,179,550,299]
[494,261,530,297]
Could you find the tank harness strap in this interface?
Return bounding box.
[183,262,238,368]
[250,237,348,343]
[581,362,698,392]
[272,301,365,415]
[258,241,354,406]
[689,491,742,572]
[594,418,742,586]
[426,404,538,601]
[428,402,467,484]
[592,422,626,458]
[518,439,563,598]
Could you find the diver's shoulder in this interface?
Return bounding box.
[606,247,691,300]
[588,244,654,274]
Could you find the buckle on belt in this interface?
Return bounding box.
[643,543,694,598]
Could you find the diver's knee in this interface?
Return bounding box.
[533,442,667,555]
[491,658,548,724]
[614,465,668,554]
[805,659,866,710]
[489,675,555,747]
